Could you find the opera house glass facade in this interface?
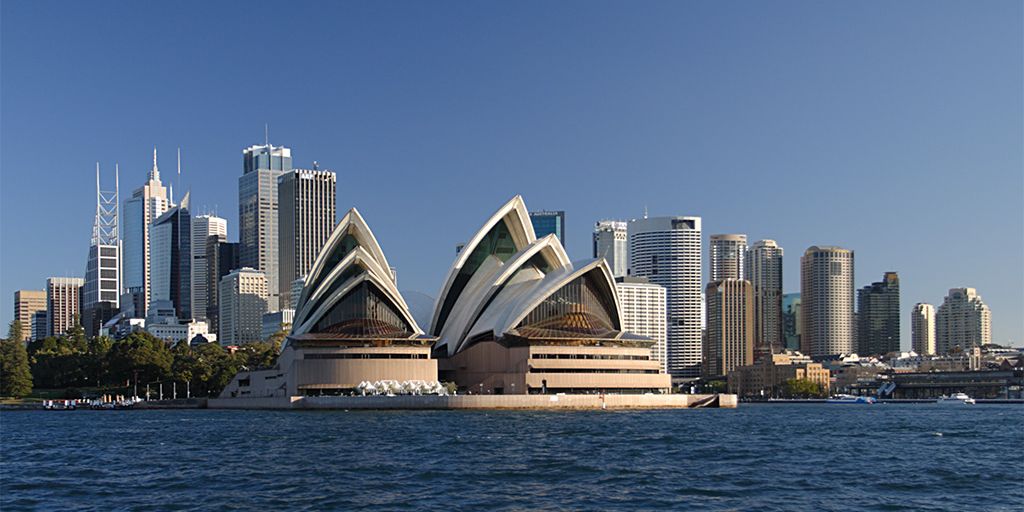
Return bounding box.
[220,208,437,398]
[431,196,670,394]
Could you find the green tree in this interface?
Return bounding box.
[7,320,24,343]
[108,332,173,388]
[782,378,825,398]
[29,333,91,389]
[0,339,34,397]
[235,340,280,370]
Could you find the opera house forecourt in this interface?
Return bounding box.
[213,197,733,409]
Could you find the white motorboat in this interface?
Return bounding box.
[826,394,876,404]
[936,392,976,405]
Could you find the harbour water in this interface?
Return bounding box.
[2,404,1021,510]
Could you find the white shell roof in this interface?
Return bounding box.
[429,195,536,337]
[287,208,422,347]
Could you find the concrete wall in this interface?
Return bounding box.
[209,393,737,410]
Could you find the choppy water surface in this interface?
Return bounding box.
[2,404,1022,511]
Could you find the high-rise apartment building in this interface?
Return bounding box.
[593,220,628,278]
[911,303,936,355]
[782,293,801,351]
[149,193,191,319]
[529,210,565,245]
[703,279,755,378]
[800,246,855,357]
[190,214,227,321]
[205,235,240,334]
[710,234,746,282]
[239,143,291,312]
[219,267,268,345]
[615,276,667,372]
[856,272,901,356]
[46,277,84,337]
[83,164,121,337]
[123,149,171,317]
[629,216,702,378]
[278,168,336,309]
[936,288,991,354]
[13,290,46,342]
[745,239,783,357]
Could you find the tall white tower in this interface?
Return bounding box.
[911,302,936,355]
[593,220,628,278]
[629,216,702,378]
[278,167,336,309]
[191,214,228,321]
[123,148,171,317]
[936,288,991,353]
[82,163,121,336]
[239,142,291,312]
[800,246,855,357]
[745,239,783,357]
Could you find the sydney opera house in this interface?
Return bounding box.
[221,196,670,399]
[221,209,437,398]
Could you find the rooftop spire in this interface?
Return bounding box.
[150,146,160,182]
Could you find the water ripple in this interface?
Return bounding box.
[1,405,1022,511]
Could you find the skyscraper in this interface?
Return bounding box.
[911,302,936,355]
[83,164,121,337]
[123,149,171,317]
[935,288,991,354]
[149,192,191,319]
[31,311,47,342]
[615,276,667,372]
[239,142,291,312]
[629,216,702,378]
[278,168,336,309]
[782,293,801,351]
[703,279,754,378]
[205,235,240,335]
[46,277,83,337]
[190,214,227,321]
[709,234,746,281]
[219,267,268,345]
[745,239,783,357]
[13,290,46,342]
[800,246,855,358]
[593,220,628,278]
[856,272,901,356]
[529,210,565,245]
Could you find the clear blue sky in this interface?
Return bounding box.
[2,1,1021,347]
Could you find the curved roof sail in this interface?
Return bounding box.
[296,208,392,313]
[429,195,535,337]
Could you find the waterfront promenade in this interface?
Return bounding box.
[209,393,736,410]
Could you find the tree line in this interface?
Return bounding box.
[0,319,282,399]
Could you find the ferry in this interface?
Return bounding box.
[826,394,876,404]
[936,393,975,405]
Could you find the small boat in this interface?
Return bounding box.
[826,394,876,404]
[936,393,976,405]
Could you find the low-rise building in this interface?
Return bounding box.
[727,351,830,398]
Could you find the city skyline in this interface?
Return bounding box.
[1,2,1021,346]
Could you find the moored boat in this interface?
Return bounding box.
[936,392,975,405]
[826,394,876,404]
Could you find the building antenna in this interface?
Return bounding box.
[177,147,182,204]
[643,205,648,219]
[265,123,269,147]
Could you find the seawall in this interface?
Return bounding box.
[208,393,737,410]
